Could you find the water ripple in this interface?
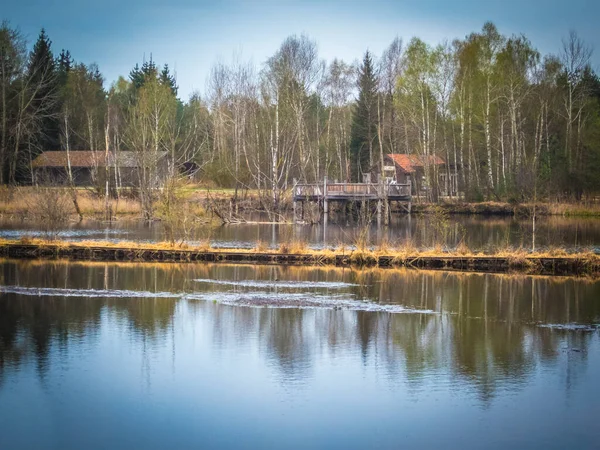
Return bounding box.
[0,285,180,298]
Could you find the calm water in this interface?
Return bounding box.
[0,260,599,449]
[1,215,600,251]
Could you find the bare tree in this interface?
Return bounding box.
[560,31,593,171]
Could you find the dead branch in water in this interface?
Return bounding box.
[205,189,246,224]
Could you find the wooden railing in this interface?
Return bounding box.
[294,183,324,198]
[293,180,411,200]
[387,183,411,198]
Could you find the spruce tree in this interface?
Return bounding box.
[27,28,59,153]
[129,57,158,90]
[160,64,178,96]
[57,49,73,88]
[349,51,378,181]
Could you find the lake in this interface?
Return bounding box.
[1,215,600,251]
[0,260,599,449]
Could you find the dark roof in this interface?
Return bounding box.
[31,151,167,169]
[387,154,445,173]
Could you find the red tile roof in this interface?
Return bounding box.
[387,154,445,173]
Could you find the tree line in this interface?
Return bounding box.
[1,20,599,211]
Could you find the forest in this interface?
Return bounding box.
[1,20,599,215]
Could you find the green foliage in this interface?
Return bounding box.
[129,57,179,97]
[156,175,194,245]
[62,63,106,150]
[26,28,60,157]
[129,59,158,90]
[349,51,378,181]
[2,21,600,209]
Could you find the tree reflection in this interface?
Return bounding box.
[0,260,598,403]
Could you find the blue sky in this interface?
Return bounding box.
[3,0,599,99]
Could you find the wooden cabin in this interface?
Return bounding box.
[31,151,170,188]
[383,154,458,197]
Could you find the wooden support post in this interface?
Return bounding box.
[377,199,382,227]
[292,178,297,223]
[293,200,297,223]
[323,176,329,225]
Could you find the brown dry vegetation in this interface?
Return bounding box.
[2,186,600,221]
[0,187,141,218]
[2,236,598,277]
[413,201,600,217]
[2,236,597,260]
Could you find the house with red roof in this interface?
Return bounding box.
[383,154,458,197]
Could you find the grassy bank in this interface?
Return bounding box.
[412,201,600,217]
[2,186,599,221]
[1,238,598,276]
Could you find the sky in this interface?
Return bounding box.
[3,0,599,100]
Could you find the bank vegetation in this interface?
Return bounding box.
[1,237,598,276]
[1,21,599,222]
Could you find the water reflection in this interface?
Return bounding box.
[1,260,598,398]
[2,214,600,250]
[2,260,599,448]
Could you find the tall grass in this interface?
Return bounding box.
[279,240,308,255]
[1,237,598,274]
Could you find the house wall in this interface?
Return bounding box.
[394,168,410,184]
[34,157,170,189]
[34,168,95,186]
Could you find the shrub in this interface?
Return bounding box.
[28,187,73,240]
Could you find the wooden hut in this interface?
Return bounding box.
[383,154,458,197]
[31,151,169,188]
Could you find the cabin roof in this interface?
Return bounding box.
[31,151,167,169]
[386,154,445,173]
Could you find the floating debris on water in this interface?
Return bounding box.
[538,323,599,332]
[185,291,435,314]
[193,278,358,289]
[0,229,129,239]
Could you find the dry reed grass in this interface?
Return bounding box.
[253,240,268,252]
[1,237,598,274]
[279,240,309,255]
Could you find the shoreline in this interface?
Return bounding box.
[1,239,598,277]
[2,186,600,221]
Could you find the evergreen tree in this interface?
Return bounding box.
[160,63,178,96]
[129,58,178,97]
[129,57,158,90]
[27,28,59,153]
[349,51,378,181]
[57,49,73,87]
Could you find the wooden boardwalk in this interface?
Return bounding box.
[292,178,412,223]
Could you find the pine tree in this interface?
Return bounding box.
[349,51,378,181]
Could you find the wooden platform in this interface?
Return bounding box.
[292,179,412,223]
